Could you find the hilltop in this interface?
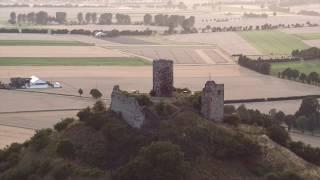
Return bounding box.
[1,89,320,180]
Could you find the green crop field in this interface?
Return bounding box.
[271,60,320,75]
[0,40,92,46]
[294,33,320,40]
[239,31,309,55]
[0,57,151,66]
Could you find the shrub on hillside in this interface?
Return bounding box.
[155,101,176,117]
[224,105,236,114]
[56,140,75,159]
[265,171,303,180]
[51,29,69,34]
[70,29,92,35]
[0,28,19,33]
[134,94,153,106]
[90,89,102,99]
[113,141,189,180]
[29,129,53,151]
[266,125,290,147]
[54,118,75,132]
[289,141,320,166]
[52,163,73,180]
[223,114,241,127]
[21,29,48,34]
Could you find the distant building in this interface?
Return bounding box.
[152,59,174,97]
[10,76,62,89]
[109,0,169,6]
[201,81,224,122]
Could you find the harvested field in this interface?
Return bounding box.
[239,31,309,55]
[0,111,79,130]
[0,125,34,149]
[159,32,260,55]
[290,132,320,148]
[0,57,151,66]
[232,99,302,114]
[303,40,320,48]
[0,33,117,45]
[294,33,320,40]
[271,60,320,75]
[0,40,91,46]
[0,65,319,101]
[100,36,157,45]
[121,46,231,64]
[0,46,129,57]
[280,26,320,34]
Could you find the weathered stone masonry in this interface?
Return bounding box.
[201,81,224,122]
[110,85,146,128]
[153,59,174,97]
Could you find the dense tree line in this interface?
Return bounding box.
[279,68,320,85]
[298,10,320,16]
[223,96,320,166]
[8,11,66,25]
[143,14,196,34]
[201,22,317,33]
[292,47,320,60]
[243,13,268,18]
[238,55,271,75]
[0,27,154,37]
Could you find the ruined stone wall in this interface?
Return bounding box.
[110,85,145,128]
[201,81,224,122]
[153,59,174,97]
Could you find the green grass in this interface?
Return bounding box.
[0,57,151,66]
[294,33,320,40]
[0,40,92,46]
[239,31,310,55]
[271,60,320,75]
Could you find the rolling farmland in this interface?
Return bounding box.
[271,60,320,75]
[0,40,92,46]
[239,31,310,55]
[0,57,151,66]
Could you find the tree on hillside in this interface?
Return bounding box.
[144,14,152,25]
[296,116,307,133]
[9,12,16,24]
[77,12,84,24]
[36,11,49,25]
[114,141,189,180]
[78,88,83,96]
[56,12,67,24]
[56,140,75,159]
[178,2,187,10]
[99,13,112,25]
[90,89,102,99]
[85,12,92,24]
[27,12,36,24]
[299,73,307,83]
[91,13,97,24]
[308,72,319,84]
[284,115,296,131]
[296,96,319,118]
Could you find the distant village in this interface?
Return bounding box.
[0,76,62,89]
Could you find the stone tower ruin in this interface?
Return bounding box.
[201,81,224,122]
[152,59,174,97]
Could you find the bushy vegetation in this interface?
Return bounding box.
[90,89,103,99]
[54,118,75,132]
[292,47,320,60]
[1,95,319,179]
[278,67,320,85]
[56,140,75,159]
[238,55,271,75]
